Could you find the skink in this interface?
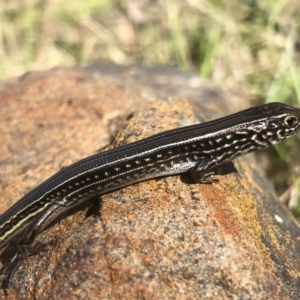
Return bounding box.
[1,102,300,287]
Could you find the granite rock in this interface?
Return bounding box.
[0,64,299,299]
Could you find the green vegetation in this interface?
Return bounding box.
[1,0,300,214]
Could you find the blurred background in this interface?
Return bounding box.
[1,0,300,216]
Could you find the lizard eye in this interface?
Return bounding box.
[284,116,298,127]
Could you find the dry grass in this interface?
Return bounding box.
[1,0,300,214]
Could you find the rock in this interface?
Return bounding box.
[0,64,299,299]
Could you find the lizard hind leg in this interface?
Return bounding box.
[1,202,64,289]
